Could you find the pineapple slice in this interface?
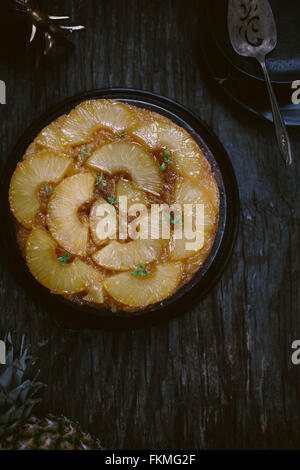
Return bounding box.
[89,197,116,246]
[115,178,148,207]
[169,233,203,261]
[9,152,72,228]
[198,169,220,211]
[47,172,95,256]
[132,120,209,181]
[103,261,182,307]
[87,142,162,195]
[83,283,104,304]
[34,116,66,151]
[169,178,218,260]
[92,239,164,271]
[60,99,135,145]
[174,177,217,230]
[26,228,101,295]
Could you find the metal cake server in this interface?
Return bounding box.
[228,0,292,165]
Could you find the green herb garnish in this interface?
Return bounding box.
[58,252,69,267]
[116,130,127,142]
[166,213,184,226]
[213,75,236,85]
[79,148,91,159]
[95,172,107,187]
[107,195,119,209]
[160,151,173,171]
[40,184,55,196]
[131,263,150,276]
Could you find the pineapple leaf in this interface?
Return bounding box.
[0,389,7,404]
[6,382,28,404]
[20,335,25,357]
[0,333,46,438]
[5,348,14,368]
[6,332,12,344]
[0,405,16,425]
[0,367,13,389]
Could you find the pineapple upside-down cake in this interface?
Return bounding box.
[9,99,219,312]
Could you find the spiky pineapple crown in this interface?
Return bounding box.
[6,0,85,66]
[0,333,45,437]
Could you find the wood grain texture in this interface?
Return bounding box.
[0,0,300,450]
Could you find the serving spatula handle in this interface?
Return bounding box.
[258,57,292,166]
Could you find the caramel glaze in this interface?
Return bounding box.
[16,122,219,313]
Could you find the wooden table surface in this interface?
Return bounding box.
[0,0,300,450]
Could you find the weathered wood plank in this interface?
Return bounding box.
[0,0,299,450]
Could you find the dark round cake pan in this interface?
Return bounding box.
[0,88,239,330]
